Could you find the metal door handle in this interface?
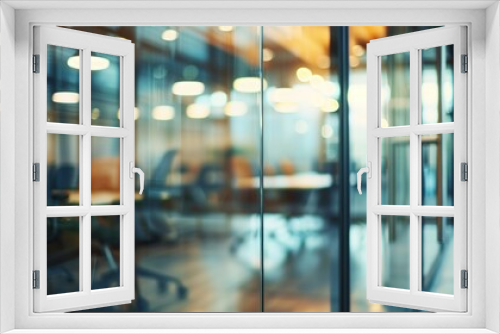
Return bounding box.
[129,162,145,195]
[357,162,371,195]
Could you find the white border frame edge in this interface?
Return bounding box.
[485,2,500,333]
[0,2,17,333]
[0,3,496,334]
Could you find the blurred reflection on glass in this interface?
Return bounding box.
[67,26,263,312]
[421,45,454,124]
[63,25,440,314]
[47,45,80,123]
[381,215,410,290]
[380,52,410,127]
[422,133,454,206]
[262,26,338,312]
[349,27,436,313]
[421,217,454,294]
[381,136,410,205]
[47,134,79,206]
[91,216,121,290]
[137,26,262,312]
[47,217,80,295]
[91,52,121,127]
[91,137,120,205]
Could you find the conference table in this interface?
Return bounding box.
[234,172,333,190]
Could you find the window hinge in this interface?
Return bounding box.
[33,270,40,289]
[461,162,468,181]
[461,54,468,73]
[33,54,40,73]
[461,270,468,289]
[33,163,40,182]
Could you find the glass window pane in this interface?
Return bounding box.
[47,45,80,123]
[91,137,121,205]
[47,134,80,206]
[381,136,410,205]
[381,215,410,290]
[421,217,454,294]
[261,26,338,312]
[380,52,410,127]
[422,133,454,206]
[47,217,80,295]
[421,45,454,124]
[91,216,121,290]
[91,52,121,127]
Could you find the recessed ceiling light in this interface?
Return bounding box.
[152,105,175,121]
[321,98,339,113]
[52,92,79,104]
[263,48,274,62]
[233,77,267,93]
[210,91,228,107]
[162,29,178,41]
[172,81,205,96]
[186,103,210,119]
[67,56,110,71]
[296,67,313,82]
[218,26,234,32]
[224,101,248,117]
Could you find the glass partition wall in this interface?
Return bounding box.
[46,26,452,313]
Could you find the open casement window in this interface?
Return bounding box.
[364,26,467,312]
[33,26,139,312]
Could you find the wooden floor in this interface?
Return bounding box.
[67,211,453,313]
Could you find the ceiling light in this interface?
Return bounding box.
[263,48,274,62]
[218,26,234,32]
[224,101,248,117]
[352,44,365,57]
[67,56,110,71]
[186,103,210,119]
[91,108,100,120]
[210,91,228,107]
[52,92,79,104]
[162,29,178,41]
[152,105,175,121]
[233,77,267,93]
[172,81,205,96]
[274,102,299,113]
[296,67,313,82]
[321,98,339,113]
[116,107,140,120]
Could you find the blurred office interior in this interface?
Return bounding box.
[45,26,455,312]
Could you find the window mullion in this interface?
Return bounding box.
[409,47,420,294]
[82,48,92,294]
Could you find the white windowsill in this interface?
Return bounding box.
[4,329,497,334]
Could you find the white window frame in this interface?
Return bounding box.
[365,26,467,312]
[1,2,499,333]
[33,26,136,313]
